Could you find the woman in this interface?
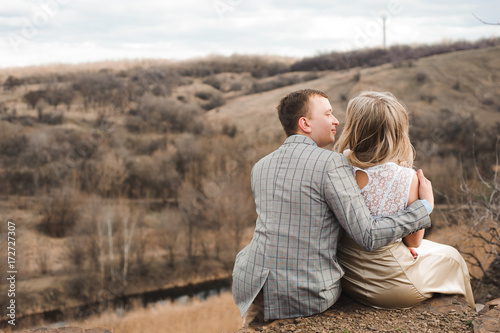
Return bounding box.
[335,91,475,309]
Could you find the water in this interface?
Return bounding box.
[0,277,231,330]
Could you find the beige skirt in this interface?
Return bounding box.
[337,237,475,309]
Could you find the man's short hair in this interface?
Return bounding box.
[277,89,328,136]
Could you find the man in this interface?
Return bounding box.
[232,89,433,325]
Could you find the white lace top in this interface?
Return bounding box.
[352,162,415,219]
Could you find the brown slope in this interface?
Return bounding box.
[207,45,500,137]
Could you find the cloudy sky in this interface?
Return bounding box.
[1,0,499,68]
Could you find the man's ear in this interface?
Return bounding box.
[297,117,312,134]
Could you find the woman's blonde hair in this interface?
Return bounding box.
[335,91,414,169]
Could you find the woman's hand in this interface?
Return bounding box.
[417,169,434,209]
[408,247,418,259]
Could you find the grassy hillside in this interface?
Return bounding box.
[0,42,499,328]
[209,45,500,133]
[208,46,500,194]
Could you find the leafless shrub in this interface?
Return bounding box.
[39,111,64,125]
[1,168,35,195]
[39,187,80,238]
[195,91,212,101]
[128,94,205,133]
[17,128,60,170]
[178,179,209,262]
[3,75,22,92]
[418,155,463,203]
[291,37,500,72]
[416,72,427,83]
[452,147,500,302]
[36,249,50,275]
[125,136,166,156]
[66,271,101,301]
[129,66,184,96]
[124,150,181,199]
[64,197,104,289]
[482,98,494,106]
[0,122,27,157]
[230,81,244,91]
[203,75,223,90]
[176,54,290,78]
[202,72,253,92]
[222,124,237,138]
[195,89,225,110]
[60,89,75,110]
[66,236,88,268]
[80,152,127,197]
[73,73,123,110]
[23,90,45,109]
[202,175,255,256]
[173,133,204,178]
[158,209,183,267]
[44,85,74,110]
[132,212,149,276]
[249,72,320,94]
[36,99,48,121]
[419,94,436,104]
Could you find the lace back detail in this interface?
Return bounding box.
[354,163,415,218]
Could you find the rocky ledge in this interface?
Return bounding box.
[9,296,500,333]
[9,328,110,333]
[237,295,500,333]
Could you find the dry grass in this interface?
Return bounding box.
[65,291,242,333]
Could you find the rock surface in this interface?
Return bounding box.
[236,295,500,333]
[473,298,500,333]
[7,296,500,333]
[474,256,500,305]
[8,327,111,333]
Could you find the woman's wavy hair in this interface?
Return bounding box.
[335,91,415,169]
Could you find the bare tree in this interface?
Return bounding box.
[23,90,44,109]
[159,209,182,267]
[45,85,64,110]
[81,152,127,197]
[178,179,206,262]
[35,99,48,121]
[113,204,136,284]
[105,208,116,282]
[73,73,122,110]
[60,88,75,111]
[133,212,148,275]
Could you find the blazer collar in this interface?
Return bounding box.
[283,134,318,147]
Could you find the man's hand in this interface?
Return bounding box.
[417,169,434,209]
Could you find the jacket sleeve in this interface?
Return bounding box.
[324,154,431,251]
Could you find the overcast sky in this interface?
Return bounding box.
[1,0,499,68]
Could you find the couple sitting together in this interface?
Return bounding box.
[232,89,474,327]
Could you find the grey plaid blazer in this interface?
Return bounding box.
[232,135,431,320]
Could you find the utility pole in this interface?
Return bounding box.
[382,16,387,49]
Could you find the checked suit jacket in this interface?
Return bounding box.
[232,135,431,320]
